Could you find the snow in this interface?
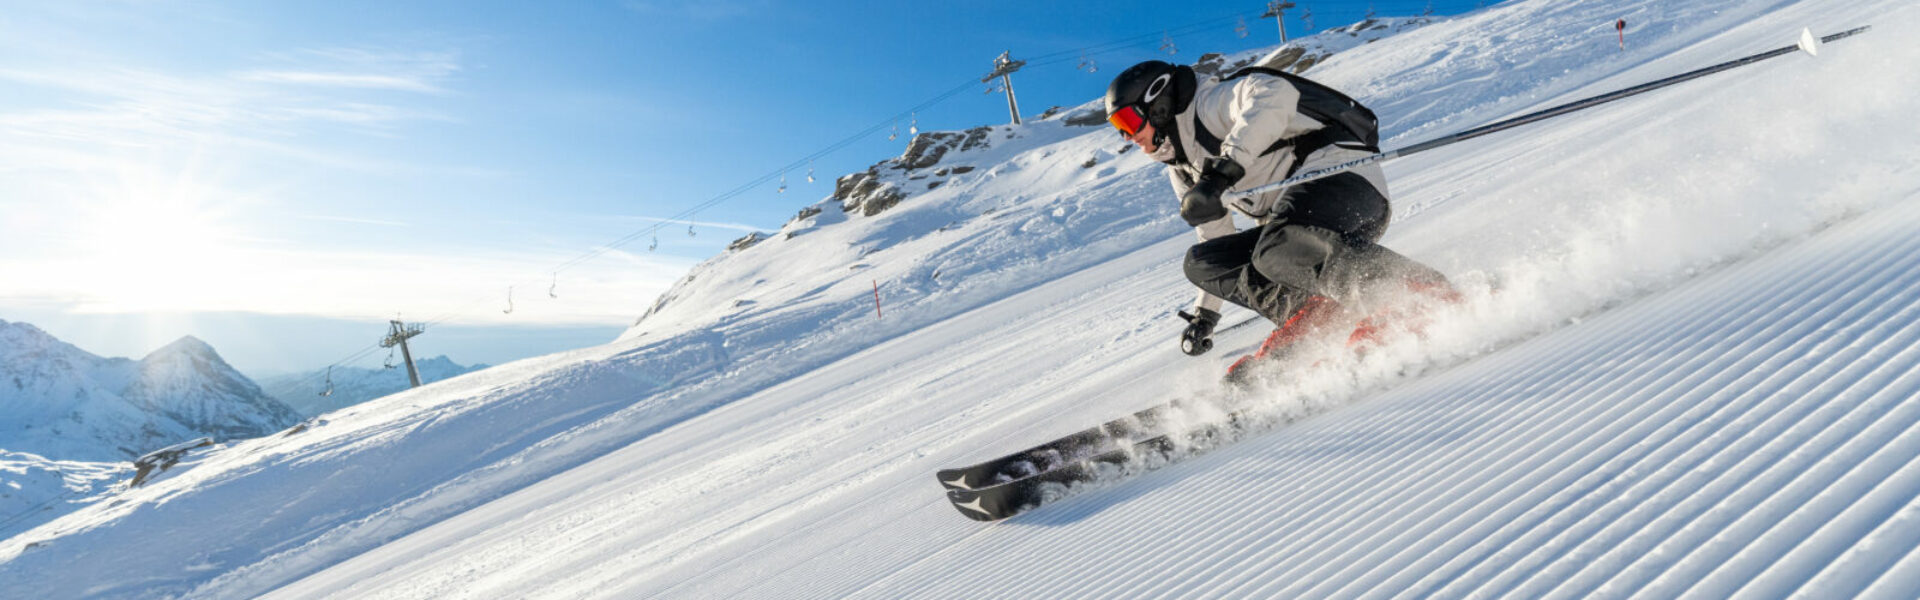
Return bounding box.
[0,452,126,542]
[5,0,1920,597]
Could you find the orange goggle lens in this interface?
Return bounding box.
[1108,105,1147,137]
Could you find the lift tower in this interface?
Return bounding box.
[381,320,426,388]
[1263,1,1298,43]
[983,51,1026,125]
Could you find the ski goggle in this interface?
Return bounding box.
[1108,105,1148,137]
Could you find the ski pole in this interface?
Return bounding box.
[1227,25,1871,200]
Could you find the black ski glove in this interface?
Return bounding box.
[1178,307,1221,356]
[1179,156,1245,227]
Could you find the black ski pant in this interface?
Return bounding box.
[1183,171,1444,324]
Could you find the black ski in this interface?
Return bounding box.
[946,435,1177,522]
[936,402,1180,491]
[943,410,1257,521]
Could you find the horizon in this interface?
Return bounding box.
[0,0,1495,377]
[0,308,614,379]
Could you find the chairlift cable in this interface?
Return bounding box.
[1022,12,1248,64]
[545,77,977,276]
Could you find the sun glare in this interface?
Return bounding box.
[75,170,245,313]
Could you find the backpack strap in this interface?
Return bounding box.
[1278,126,1343,179]
[1188,117,1223,158]
[1220,67,1381,153]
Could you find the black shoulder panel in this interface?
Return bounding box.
[1220,67,1379,150]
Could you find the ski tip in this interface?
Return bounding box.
[935,470,973,491]
[1798,27,1820,57]
[947,490,1010,522]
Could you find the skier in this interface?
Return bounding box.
[1103,60,1454,383]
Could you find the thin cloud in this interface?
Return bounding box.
[0,45,463,173]
[237,46,462,94]
[236,71,446,94]
[298,214,409,227]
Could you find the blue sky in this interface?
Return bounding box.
[0,0,1493,377]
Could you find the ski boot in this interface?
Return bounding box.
[1223,295,1345,386]
[1346,278,1465,353]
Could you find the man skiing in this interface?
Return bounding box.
[1104,60,1454,382]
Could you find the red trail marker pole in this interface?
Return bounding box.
[873,280,883,319]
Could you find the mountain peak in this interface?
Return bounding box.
[126,335,301,442]
[0,319,104,367]
[0,318,54,342]
[147,335,218,360]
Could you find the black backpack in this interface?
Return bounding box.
[1188,67,1380,174]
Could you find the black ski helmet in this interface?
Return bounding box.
[1105,60,1197,133]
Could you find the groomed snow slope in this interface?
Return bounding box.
[850,193,1920,600]
[3,0,1918,598]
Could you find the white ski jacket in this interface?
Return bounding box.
[1165,71,1390,314]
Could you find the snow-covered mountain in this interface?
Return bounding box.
[122,337,302,443]
[0,320,300,462]
[261,356,490,418]
[0,321,303,540]
[4,0,1919,598]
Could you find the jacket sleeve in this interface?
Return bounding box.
[1166,164,1194,199]
[1216,75,1302,168]
[1170,167,1233,313]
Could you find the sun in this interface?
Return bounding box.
[73,168,247,313]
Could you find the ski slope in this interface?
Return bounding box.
[5,0,1920,598]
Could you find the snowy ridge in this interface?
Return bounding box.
[3,0,1919,597]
